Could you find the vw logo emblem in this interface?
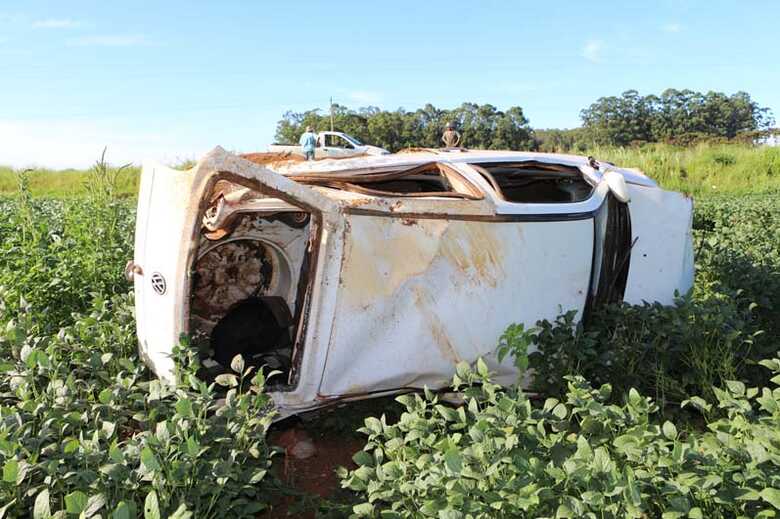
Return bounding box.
[150,272,167,295]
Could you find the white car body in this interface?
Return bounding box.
[132,147,694,416]
[268,131,389,159]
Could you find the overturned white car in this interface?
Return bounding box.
[130,147,693,416]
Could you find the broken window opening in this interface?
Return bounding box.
[292,162,484,200]
[471,162,594,203]
[190,183,316,390]
[322,134,355,149]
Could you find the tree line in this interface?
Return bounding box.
[275,102,536,152]
[274,90,776,152]
[580,89,775,146]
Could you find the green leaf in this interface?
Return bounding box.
[628,388,641,406]
[662,421,678,440]
[364,417,383,435]
[760,359,780,372]
[144,491,161,519]
[175,398,193,417]
[185,436,199,457]
[353,502,374,516]
[214,374,238,387]
[249,469,267,484]
[141,447,161,471]
[112,501,131,519]
[63,438,80,454]
[761,487,780,509]
[2,459,18,483]
[109,442,124,463]
[352,450,374,467]
[98,388,113,404]
[435,404,458,422]
[455,361,472,380]
[476,358,489,377]
[624,467,641,507]
[552,403,568,419]
[726,380,746,397]
[444,448,462,474]
[230,354,245,374]
[65,491,88,514]
[33,489,51,519]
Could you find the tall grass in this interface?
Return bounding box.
[2,143,779,197]
[593,143,780,196]
[0,164,140,197]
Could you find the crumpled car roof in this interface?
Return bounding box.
[256,149,657,188]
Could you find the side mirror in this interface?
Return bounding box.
[602,170,630,203]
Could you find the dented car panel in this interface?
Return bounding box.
[318,215,594,396]
[132,147,694,415]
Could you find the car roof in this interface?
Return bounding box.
[271,149,656,187]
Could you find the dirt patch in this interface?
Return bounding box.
[257,397,404,517]
[259,419,365,518]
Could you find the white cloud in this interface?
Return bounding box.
[661,23,682,33]
[581,40,604,63]
[347,90,383,105]
[0,119,205,169]
[67,34,151,47]
[32,18,80,29]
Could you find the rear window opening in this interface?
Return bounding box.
[293,162,483,199]
[471,162,593,203]
[189,181,317,390]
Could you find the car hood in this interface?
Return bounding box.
[361,145,390,155]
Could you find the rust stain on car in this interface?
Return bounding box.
[338,217,444,306]
[413,286,462,365]
[434,223,506,288]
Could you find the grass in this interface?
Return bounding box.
[0,164,140,198]
[2,143,779,198]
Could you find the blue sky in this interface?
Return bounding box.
[1,1,778,168]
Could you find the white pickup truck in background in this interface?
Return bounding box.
[268,131,389,159]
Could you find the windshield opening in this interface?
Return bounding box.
[292,162,483,199]
[345,135,363,146]
[470,161,593,203]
